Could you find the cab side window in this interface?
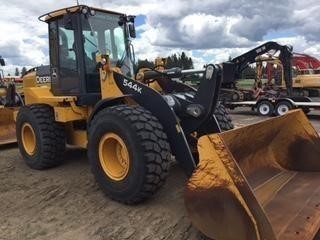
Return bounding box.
[56,17,79,94]
[58,27,77,71]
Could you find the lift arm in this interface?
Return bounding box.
[225,41,293,95]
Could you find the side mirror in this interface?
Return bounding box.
[129,24,136,38]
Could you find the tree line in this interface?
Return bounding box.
[13,67,28,77]
[135,51,194,71]
[135,52,258,80]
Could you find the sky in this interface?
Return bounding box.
[0,0,320,75]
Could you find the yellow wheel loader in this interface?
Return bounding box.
[0,106,17,145]
[0,65,49,145]
[15,5,320,239]
[0,56,24,144]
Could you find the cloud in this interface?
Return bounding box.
[0,0,320,75]
[112,0,320,59]
[147,13,253,49]
[293,4,320,42]
[136,0,295,47]
[0,3,56,71]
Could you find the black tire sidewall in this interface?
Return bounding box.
[214,103,234,131]
[16,106,44,168]
[88,110,147,201]
[16,104,65,169]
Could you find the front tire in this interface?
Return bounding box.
[88,105,171,204]
[16,104,66,169]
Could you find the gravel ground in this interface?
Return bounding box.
[0,108,319,240]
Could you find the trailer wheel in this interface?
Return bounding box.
[88,105,171,204]
[275,101,293,116]
[214,103,234,131]
[256,100,274,116]
[16,104,66,169]
[302,107,310,114]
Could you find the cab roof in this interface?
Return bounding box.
[38,5,124,23]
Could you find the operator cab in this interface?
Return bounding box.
[39,5,136,105]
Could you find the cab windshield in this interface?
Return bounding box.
[81,11,133,76]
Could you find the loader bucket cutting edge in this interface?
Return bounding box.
[185,109,320,240]
[0,107,17,145]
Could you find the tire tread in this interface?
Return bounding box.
[17,104,65,169]
[89,105,171,204]
[214,103,234,131]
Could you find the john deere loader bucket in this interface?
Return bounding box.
[185,109,320,240]
[0,107,16,145]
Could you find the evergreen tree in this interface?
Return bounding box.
[134,59,154,74]
[187,57,194,69]
[166,56,174,68]
[181,52,187,68]
[166,52,194,69]
[241,65,256,79]
[21,67,27,76]
[15,67,20,76]
[172,54,178,67]
[179,52,194,69]
[135,51,195,74]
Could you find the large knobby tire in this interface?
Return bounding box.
[88,105,171,204]
[214,103,234,131]
[16,104,66,169]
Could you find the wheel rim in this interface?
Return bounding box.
[99,133,130,181]
[21,123,36,155]
[277,104,289,115]
[259,103,270,115]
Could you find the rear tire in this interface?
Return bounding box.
[214,103,234,131]
[257,100,274,116]
[275,101,292,116]
[88,105,171,204]
[16,104,66,169]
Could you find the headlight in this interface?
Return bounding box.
[186,104,203,117]
[205,65,214,80]
[90,9,96,16]
[81,6,89,14]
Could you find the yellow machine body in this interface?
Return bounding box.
[259,57,320,92]
[9,5,320,239]
[19,64,130,149]
[0,106,17,145]
[293,72,320,88]
[0,67,54,145]
[13,44,320,240]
